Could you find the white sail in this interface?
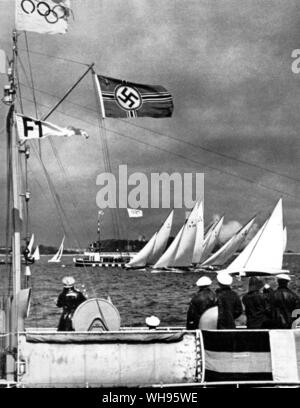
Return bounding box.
[192,201,204,264]
[48,236,65,263]
[224,219,267,273]
[201,216,256,267]
[152,224,185,269]
[147,210,174,265]
[200,216,224,262]
[220,199,288,276]
[32,245,40,261]
[171,202,200,267]
[283,226,287,253]
[204,221,215,238]
[126,232,157,268]
[27,233,34,255]
[126,210,174,268]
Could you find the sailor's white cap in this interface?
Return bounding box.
[145,315,160,327]
[196,276,212,287]
[62,276,76,287]
[276,274,291,281]
[264,284,271,289]
[217,272,233,286]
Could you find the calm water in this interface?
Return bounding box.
[1,254,299,329]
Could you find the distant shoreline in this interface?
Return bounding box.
[0,252,299,257]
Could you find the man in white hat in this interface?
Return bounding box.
[56,276,87,331]
[186,276,217,329]
[273,274,300,329]
[216,272,242,329]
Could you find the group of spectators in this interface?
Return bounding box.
[186,273,300,330]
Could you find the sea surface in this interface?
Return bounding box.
[1,254,300,329]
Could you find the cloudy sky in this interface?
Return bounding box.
[1,0,300,250]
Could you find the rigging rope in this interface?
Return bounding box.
[1,39,90,67]
[91,70,122,241]
[16,57,94,230]
[15,60,24,114]
[5,107,12,298]
[17,58,81,210]
[17,82,300,185]
[23,34,41,159]
[18,39,35,251]
[117,118,300,184]
[24,35,38,119]
[20,95,300,204]
[15,53,37,314]
[27,141,97,299]
[15,60,99,298]
[3,38,299,188]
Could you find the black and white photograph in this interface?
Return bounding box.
[1,0,300,396]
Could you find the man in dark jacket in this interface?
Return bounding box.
[263,284,274,305]
[186,276,217,329]
[242,277,272,329]
[216,272,243,329]
[262,284,276,328]
[56,276,87,331]
[273,274,300,329]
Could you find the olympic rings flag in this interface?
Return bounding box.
[15,0,71,34]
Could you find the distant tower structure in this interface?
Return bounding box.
[96,210,104,251]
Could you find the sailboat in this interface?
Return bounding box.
[22,233,35,264]
[152,201,202,271]
[31,245,40,261]
[151,224,185,272]
[283,226,287,253]
[200,216,256,270]
[199,215,224,263]
[26,234,40,262]
[124,232,157,270]
[1,2,299,389]
[218,199,289,277]
[125,209,174,269]
[48,237,65,263]
[192,201,204,265]
[26,233,34,255]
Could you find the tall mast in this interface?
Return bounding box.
[4,30,22,337]
[97,212,101,246]
[10,31,22,298]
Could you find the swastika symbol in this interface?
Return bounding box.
[115,85,142,111]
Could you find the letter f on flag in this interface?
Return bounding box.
[15,0,71,34]
[15,113,88,141]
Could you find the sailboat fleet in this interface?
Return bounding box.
[25,196,288,275]
[22,233,60,263]
[126,197,288,277]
